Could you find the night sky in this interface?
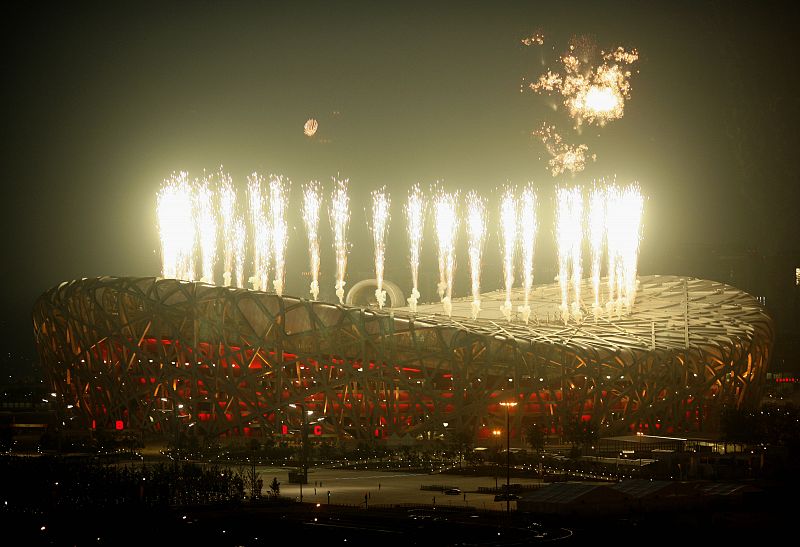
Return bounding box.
[2,1,798,367]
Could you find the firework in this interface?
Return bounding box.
[195,176,217,285]
[465,191,486,320]
[606,184,643,315]
[269,175,290,296]
[247,173,270,292]
[588,185,607,315]
[302,181,323,301]
[370,189,391,309]
[434,190,458,316]
[233,218,246,289]
[405,185,424,312]
[329,177,350,304]
[304,118,319,137]
[518,185,537,324]
[534,123,595,177]
[529,43,638,127]
[157,172,195,281]
[218,170,237,287]
[499,187,518,321]
[556,187,583,323]
[520,32,545,46]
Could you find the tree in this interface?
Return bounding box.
[269,476,281,497]
[241,463,261,500]
[564,418,598,455]
[450,429,474,467]
[524,422,545,454]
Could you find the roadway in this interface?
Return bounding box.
[257,465,544,510]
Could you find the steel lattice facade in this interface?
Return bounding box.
[32,275,773,443]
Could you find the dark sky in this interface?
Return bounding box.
[2,1,798,364]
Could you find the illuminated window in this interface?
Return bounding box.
[795,267,800,286]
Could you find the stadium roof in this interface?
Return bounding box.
[400,275,771,355]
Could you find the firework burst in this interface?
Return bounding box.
[534,123,595,176]
[530,42,638,127]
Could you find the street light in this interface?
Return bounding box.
[289,403,311,502]
[499,401,517,513]
[491,429,502,488]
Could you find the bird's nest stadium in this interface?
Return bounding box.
[33,275,773,444]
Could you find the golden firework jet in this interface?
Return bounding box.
[588,185,607,314]
[465,191,486,320]
[233,218,246,289]
[302,181,323,301]
[518,185,537,324]
[269,175,290,296]
[405,184,425,312]
[329,177,350,304]
[247,173,270,292]
[370,188,391,309]
[195,176,218,285]
[218,169,237,287]
[499,187,518,322]
[157,172,195,282]
[606,184,643,316]
[556,186,583,323]
[434,189,458,316]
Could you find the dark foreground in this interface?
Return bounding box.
[4,495,792,547]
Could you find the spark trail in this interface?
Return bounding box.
[218,171,237,287]
[405,184,424,312]
[556,187,583,323]
[518,185,537,324]
[302,182,323,301]
[195,176,217,285]
[465,191,486,320]
[588,185,607,315]
[269,175,289,296]
[157,172,195,282]
[247,173,270,292]
[329,177,350,304]
[606,184,643,316]
[434,190,458,317]
[370,188,391,309]
[500,187,518,322]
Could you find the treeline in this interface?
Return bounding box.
[721,403,800,447]
[0,456,245,513]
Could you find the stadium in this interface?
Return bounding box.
[32,274,773,446]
